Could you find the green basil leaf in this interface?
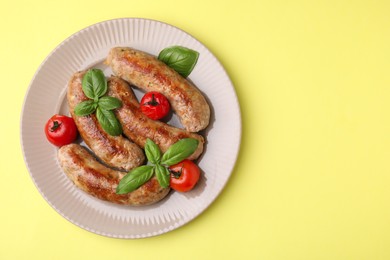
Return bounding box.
[161,138,199,166]
[82,69,107,100]
[116,165,154,194]
[98,96,122,110]
[155,164,170,188]
[145,138,162,164]
[96,107,122,136]
[158,46,199,78]
[74,100,97,116]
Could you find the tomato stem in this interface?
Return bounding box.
[144,94,159,106]
[169,166,183,179]
[50,121,62,132]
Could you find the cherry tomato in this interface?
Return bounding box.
[44,114,78,146]
[140,91,170,120]
[169,159,200,192]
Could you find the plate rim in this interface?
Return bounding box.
[20,17,242,239]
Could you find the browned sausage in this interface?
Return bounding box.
[58,144,170,206]
[106,47,210,132]
[68,71,145,171]
[107,76,204,160]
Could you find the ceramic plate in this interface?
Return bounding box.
[20,18,241,238]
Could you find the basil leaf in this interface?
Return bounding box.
[82,69,107,100]
[155,164,170,188]
[98,96,122,110]
[96,107,122,136]
[74,100,97,116]
[158,46,199,78]
[161,138,199,166]
[116,165,154,194]
[145,138,162,164]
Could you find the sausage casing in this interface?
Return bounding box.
[58,144,170,206]
[107,76,204,160]
[106,47,210,133]
[68,71,145,171]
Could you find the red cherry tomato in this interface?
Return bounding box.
[140,91,170,120]
[44,114,78,146]
[169,159,200,192]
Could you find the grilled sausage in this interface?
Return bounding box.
[106,47,210,133]
[58,144,170,206]
[107,76,204,160]
[68,71,145,171]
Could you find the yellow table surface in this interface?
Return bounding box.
[1,0,390,259]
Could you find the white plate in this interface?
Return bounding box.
[20,18,241,239]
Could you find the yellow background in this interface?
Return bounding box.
[1,0,390,259]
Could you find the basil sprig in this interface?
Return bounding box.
[116,138,199,194]
[158,46,199,78]
[74,69,122,136]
